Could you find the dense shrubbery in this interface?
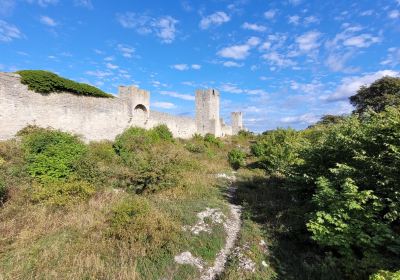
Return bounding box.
[204,133,223,148]
[250,128,306,174]
[228,148,246,169]
[20,127,87,181]
[251,107,400,278]
[17,70,113,98]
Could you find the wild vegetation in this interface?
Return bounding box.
[0,76,399,279]
[17,70,113,98]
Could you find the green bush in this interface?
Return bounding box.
[20,127,87,181]
[369,270,400,280]
[108,197,150,239]
[149,124,174,141]
[185,142,207,153]
[31,180,95,206]
[251,128,306,174]
[17,70,113,98]
[204,133,223,148]
[228,148,246,169]
[293,107,400,277]
[0,179,7,205]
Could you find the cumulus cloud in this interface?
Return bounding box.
[296,31,321,52]
[217,37,260,60]
[106,63,118,70]
[159,91,195,101]
[199,11,230,29]
[281,113,319,125]
[342,34,380,48]
[74,0,93,9]
[116,12,178,43]
[171,64,201,70]
[220,83,267,95]
[264,9,277,19]
[191,64,201,70]
[288,15,300,25]
[223,61,243,67]
[381,47,400,66]
[0,20,22,42]
[85,70,112,78]
[324,70,400,102]
[242,22,266,32]
[39,15,57,26]
[388,10,400,19]
[117,44,135,58]
[262,51,296,67]
[152,102,176,109]
[27,0,58,7]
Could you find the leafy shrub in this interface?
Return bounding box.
[20,127,87,181]
[0,179,7,205]
[149,124,173,141]
[114,127,191,193]
[369,270,400,280]
[17,70,113,98]
[293,107,400,277]
[31,180,95,206]
[228,148,246,169]
[204,133,223,148]
[251,128,306,174]
[238,130,253,137]
[108,196,150,239]
[185,142,207,153]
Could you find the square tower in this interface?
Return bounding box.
[231,112,243,134]
[195,89,220,135]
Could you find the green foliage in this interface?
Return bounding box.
[185,142,207,153]
[114,127,190,193]
[0,179,7,205]
[251,128,306,174]
[204,133,223,148]
[149,124,174,141]
[17,70,113,98]
[228,148,246,170]
[310,114,346,127]
[350,76,400,114]
[293,107,400,276]
[237,130,253,137]
[20,127,87,181]
[31,180,95,206]
[369,270,400,280]
[108,196,150,239]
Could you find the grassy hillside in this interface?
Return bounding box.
[1,105,400,279]
[16,70,113,98]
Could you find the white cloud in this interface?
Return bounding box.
[159,91,195,101]
[288,15,300,25]
[218,44,251,60]
[152,102,176,109]
[0,20,22,42]
[381,47,400,66]
[242,22,266,32]
[172,64,189,71]
[191,64,201,70]
[27,0,58,7]
[106,63,118,70]
[342,34,380,48]
[154,16,178,43]
[117,44,135,58]
[324,70,400,101]
[40,15,57,27]
[220,83,267,95]
[116,12,178,43]
[262,51,296,67]
[325,51,356,72]
[104,56,114,61]
[217,37,260,60]
[199,11,230,30]
[388,10,400,19]
[296,31,321,52]
[281,113,319,125]
[223,61,243,67]
[360,10,373,16]
[304,16,319,25]
[74,0,92,9]
[264,9,277,20]
[85,70,112,78]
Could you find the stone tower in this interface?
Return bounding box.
[231,112,243,134]
[195,89,220,136]
[118,86,150,126]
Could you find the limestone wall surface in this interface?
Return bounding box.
[0,73,196,141]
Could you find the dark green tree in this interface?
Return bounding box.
[349,76,400,114]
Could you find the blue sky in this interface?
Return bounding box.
[0,0,399,132]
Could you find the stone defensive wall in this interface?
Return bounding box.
[0,73,197,141]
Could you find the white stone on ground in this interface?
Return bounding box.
[174,251,204,270]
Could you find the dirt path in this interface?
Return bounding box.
[174,173,242,280]
[199,174,241,280]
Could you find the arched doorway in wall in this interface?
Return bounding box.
[133,104,148,125]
